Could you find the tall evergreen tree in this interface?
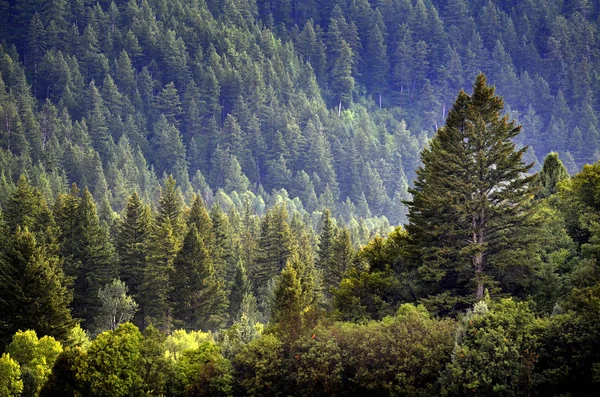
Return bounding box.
[229,259,253,323]
[169,225,228,331]
[66,188,115,326]
[537,152,569,199]
[139,177,185,331]
[114,193,152,318]
[4,175,57,248]
[315,209,336,273]
[140,216,178,332]
[405,74,538,311]
[0,226,74,345]
[252,204,296,297]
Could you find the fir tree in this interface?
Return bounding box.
[0,226,74,345]
[252,204,296,298]
[229,259,253,323]
[315,209,336,273]
[405,74,538,310]
[67,188,115,326]
[114,193,151,315]
[140,216,179,332]
[537,152,569,199]
[169,225,228,331]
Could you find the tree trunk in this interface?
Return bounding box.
[338,100,342,117]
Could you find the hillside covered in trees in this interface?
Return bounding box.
[1,0,600,396]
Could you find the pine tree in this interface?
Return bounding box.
[0,226,74,345]
[169,225,228,331]
[66,188,115,326]
[537,152,569,199]
[154,82,183,127]
[139,177,185,331]
[270,261,303,342]
[315,209,336,273]
[140,217,178,332]
[229,259,253,323]
[405,74,538,309]
[156,175,186,240]
[364,23,388,107]
[114,193,151,314]
[4,175,57,248]
[252,204,296,297]
[210,204,236,283]
[326,228,354,293]
[151,115,188,183]
[331,40,354,115]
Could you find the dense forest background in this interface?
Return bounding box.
[1,0,599,226]
[2,0,600,396]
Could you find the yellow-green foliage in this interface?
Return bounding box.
[7,330,62,395]
[165,329,212,361]
[0,353,23,397]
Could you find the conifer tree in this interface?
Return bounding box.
[270,261,303,342]
[210,204,235,282]
[151,115,188,184]
[169,225,228,331]
[187,195,213,247]
[252,204,296,297]
[140,216,178,332]
[405,74,538,309]
[0,226,74,345]
[156,175,186,240]
[326,228,354,293]
[4,175,57,248]
[114,193,151,311]
[229,259,253,323]
[537,152,569,199]
[139,177,185,331]
[316,209,336,273]
[66,188,115,325]
[331,40,354,116]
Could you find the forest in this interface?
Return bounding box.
[1,0,600,396]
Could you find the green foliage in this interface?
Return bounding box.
[39,347,82,397]
[290,335,343,397]
[332,227,410,322]
[94,279,138,334]
[114,192,151,326]
[7,330,63,397]
[441,298,541,396]
[232,334,287,396]
[76,323,145,397]
[0,226,74,345]
[535,284,600,396]
[334,304,456,396]
[170,224,228,331]
[0,353,23,397]
[406,74,538,311]
[537,152,569,199]
[170,342,233,397]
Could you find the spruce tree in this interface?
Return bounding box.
[315,209,336,273]
[140,217,178,332]
[0,226,74,345]
[537,152,569,199]
[169,225,228,331]
[229,259,253,323]
[326,228,354,293]
[66,188,115,326]
[252,204,296,297]
[405,74,537,309]
[4,175,57,248]
[114,193,151,317]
